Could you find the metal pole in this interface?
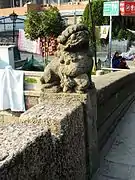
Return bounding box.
[3,17,6,31]
[74,9,77,24]
[13,20,15,43]
[20,0,23,7]
[108,15,112,68]
[58,0,61,6]
[88,0,97,69]
[12,0,15,7]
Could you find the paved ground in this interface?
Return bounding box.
[92,101,135,180]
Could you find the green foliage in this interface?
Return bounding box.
[117,29,127,40]
[82,4,90,29]
[92,0,107,25]
[41,6,65,38]
[25,77,37,84]
[112,17,135,41]
[81,0,109,31]
[24,6,65,40]
[116,29,135,41]
[81,1,135,41]
[81,0,109,48]
[24,11,42,40]
[126,31,135,41]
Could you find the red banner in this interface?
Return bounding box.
[40,37,57,57]
[120,1,135,16]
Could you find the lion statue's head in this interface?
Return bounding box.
[56,24,93,77]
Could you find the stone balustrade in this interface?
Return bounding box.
[95,71,135,150]
[1,70,135,179]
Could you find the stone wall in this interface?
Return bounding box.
[0,90,98,180]
[25,91,40,109]
[0,124,54,179]
[95,71,135,149]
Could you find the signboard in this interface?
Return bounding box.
[100,25,110,39]
[95,25,110,39]
[103,1,119,68]
[103,1,119,16]
[120,1,135,16]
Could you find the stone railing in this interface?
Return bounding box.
[95,71,135,150]
[1,70,135,179]
[0,90,98,180]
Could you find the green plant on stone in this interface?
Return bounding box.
[25,77,37,84]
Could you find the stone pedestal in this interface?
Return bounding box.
[39,88,99,178]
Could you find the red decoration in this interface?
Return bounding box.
[120,1,135,16]
[40,37,58,57]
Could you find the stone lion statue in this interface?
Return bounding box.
[40,24,94,93]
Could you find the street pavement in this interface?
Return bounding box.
[92,101,135,180]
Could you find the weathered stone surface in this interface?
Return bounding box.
[95,70,135,149]
[0,124,55,180]
[25,94,40,110]
[20,102,82,137]
[40,24,93,93]
[20,101,86,180]
[1,91,95,179]
[93,101,135,180]
[19,89,98,179]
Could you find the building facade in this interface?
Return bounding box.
[0,0,11,8]
[0,0,45,8]
[0,0,72,8]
